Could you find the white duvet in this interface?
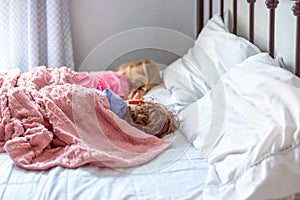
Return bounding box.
[179,53,300,200]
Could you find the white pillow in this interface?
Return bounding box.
[184,15,260,85]
[177,89,214,145]
[179,53,280,150]
[163,15,260,109]
[163,58,210,113]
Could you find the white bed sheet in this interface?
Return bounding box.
[0,131,208,200]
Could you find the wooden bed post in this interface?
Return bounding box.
[292,1,300,77]
[197,0,204,36]
[265,0,279,58]
[247,0,256,43]
[233,0,237,34]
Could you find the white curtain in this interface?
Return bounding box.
[0,0,74,72]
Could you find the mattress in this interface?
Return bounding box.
[0,131,208,200]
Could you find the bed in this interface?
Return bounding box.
[1,0,300,200]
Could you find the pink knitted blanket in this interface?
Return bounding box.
[0,67,171,170]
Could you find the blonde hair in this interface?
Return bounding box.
[124,101,179,138]
[118,60,163,99]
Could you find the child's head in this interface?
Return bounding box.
[124,101,179,138]
[118,60,163,99]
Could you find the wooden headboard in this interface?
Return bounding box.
[197,0,300,77]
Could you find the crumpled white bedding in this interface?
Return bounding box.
[178,53,300,200]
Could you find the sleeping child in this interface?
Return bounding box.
[74,61,177,137]
[74,60,163,100]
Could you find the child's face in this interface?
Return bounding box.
[129,83,158,100]
[128,86,145,100]
[132,90,144,99]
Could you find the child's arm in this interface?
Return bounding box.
[103,89,127,118]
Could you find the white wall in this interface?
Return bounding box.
[69,0,297,72]
[69,0,197,71]
[224,0,296,72]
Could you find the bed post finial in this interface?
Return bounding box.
[265,0,279,9]
[292,1,300,77]
[247,0,256,43]
[265,0,279,58]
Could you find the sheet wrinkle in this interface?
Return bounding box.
[0,161,14,200]
[222,81,286,156]
[207,143,300,188]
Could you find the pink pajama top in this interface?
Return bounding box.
[74,71,129,99]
